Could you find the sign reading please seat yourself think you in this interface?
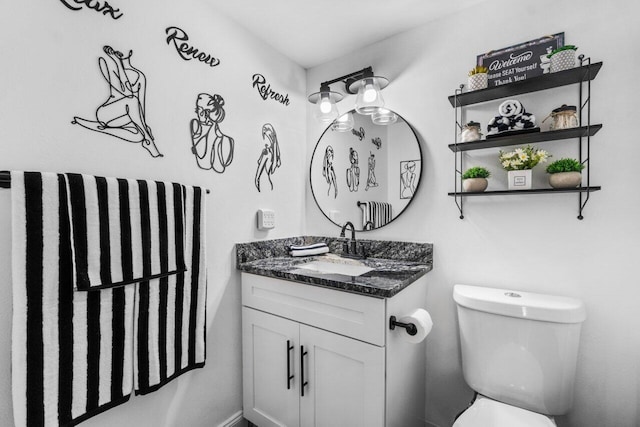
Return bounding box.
[477,33,564,88]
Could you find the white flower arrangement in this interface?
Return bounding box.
[498,145,551,171]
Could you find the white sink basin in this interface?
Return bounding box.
[297,260,373,276]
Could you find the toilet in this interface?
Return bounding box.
[452,284,586,427]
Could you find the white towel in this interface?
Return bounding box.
[65,173,187,291]
[134,185,207,394]
[498,99,523,117]
[11,171,134,427]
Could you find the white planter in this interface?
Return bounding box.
[550,50,576,73]
[468,73,488,91]
[508,169,532,190]
[462,177,488,192]
[549,171,582,188]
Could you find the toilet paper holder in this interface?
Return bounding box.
[389,315,418,336]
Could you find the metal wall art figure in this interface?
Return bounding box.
[255,123,281,191]
[322,146,337,198]
[190,93,235,173]
[400,160,418,199]
[72,46,162,157]
[346,147,360,192]
[365,152,378,191]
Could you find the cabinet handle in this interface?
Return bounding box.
[300,345,308,397]
[286,340,294,390]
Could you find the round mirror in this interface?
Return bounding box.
[310,109,422,231]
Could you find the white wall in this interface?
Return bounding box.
[0,0,306,426]
[306,0,640,426]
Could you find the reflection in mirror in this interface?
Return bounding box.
[310,109,422,231]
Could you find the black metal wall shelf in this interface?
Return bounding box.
[449,124,602,152]
[449,57,602,220]
[447,62,603,107]
[448,186,601,197]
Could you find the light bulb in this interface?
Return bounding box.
[363,82,377,103]
[319,94,332,114]
[355,78,384,115]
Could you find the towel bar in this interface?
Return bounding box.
[0,171,210,193]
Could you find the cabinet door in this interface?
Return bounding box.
[299,324,385,427]
[243,308,300,427]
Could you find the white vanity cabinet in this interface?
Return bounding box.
[241,272,428,427]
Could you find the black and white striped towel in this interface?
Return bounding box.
[134,185,207,394]
[12,172,135,427]
[288,242,329,257]
[65,173,187,291]
[360,201,393,229]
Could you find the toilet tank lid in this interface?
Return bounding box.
[453,284,586,323]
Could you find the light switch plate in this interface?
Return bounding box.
[257,209,275,230]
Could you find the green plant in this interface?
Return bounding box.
[548,45,578,58]
[546,158,585,174]
[499,145,551,171]
[462,167,491,179]
[468,66,489,76]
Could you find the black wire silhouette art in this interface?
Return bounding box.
[400,160,418,199]
[346,147,360,192]
[255,123,282,192]
[322,146,338,198]
[371,137,382,150]
[72,46,162,158]
[365,152,378,191]
[190,93,235,173]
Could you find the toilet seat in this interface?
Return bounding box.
[452,395,556,427]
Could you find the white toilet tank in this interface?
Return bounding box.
[453,284,586,416]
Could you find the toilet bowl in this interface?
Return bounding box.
[453,395,556,427]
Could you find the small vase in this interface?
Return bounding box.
[463,177,488,192]
[468,73,488,91]
[508,169,532,190]
[549,171,582,188]
[550,50,576,73]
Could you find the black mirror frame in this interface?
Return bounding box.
[309,110,423,231]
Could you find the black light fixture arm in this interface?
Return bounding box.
[320,66,374,95]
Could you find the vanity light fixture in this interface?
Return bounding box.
[371,108,398,125]
[331,111,355,132]
[308,66,389,123]
[308,82,343,123]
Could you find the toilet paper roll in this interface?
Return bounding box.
[398,308,433,344]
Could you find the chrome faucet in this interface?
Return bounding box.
[340,221,364,258]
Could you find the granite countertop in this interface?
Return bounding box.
[236,236,433,298]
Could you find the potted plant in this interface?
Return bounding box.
[498,145,551,190]
[462,167,490,192]
[546,158,584,188]
[548,45,578,73]
[468,66,489,91]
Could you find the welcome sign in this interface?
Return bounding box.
[477,33,564,88]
